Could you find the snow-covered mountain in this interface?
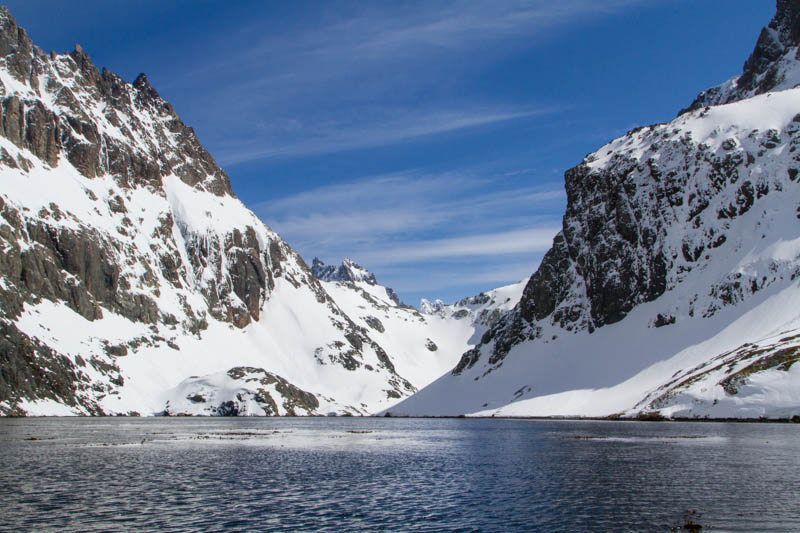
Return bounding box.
[309,260,520,392]
[389,1,800,419]
[312,257,377,285]
[4,2,799,420]
[312,257,401,305]
[0,8,437,417]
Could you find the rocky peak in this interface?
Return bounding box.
[0,6,34,82]
[419,298,445,315]
[311,257,378,285]
[133,72,162,102]
[773,0,800,43]
[312,257,402,305]
[0,8,232,196]
[681,0,800,114]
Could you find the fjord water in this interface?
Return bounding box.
[1,418,798,532]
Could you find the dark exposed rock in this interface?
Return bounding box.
[653,313,676,328]
[719,347,800,395]
[452,309,470,319]
[520,158,668,330]
[0,7,232,193]
[225,366,320,415]
[456,71,797,374]
[0,320,102,415]
[364,315,385,333]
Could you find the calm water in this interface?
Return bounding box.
[0,417,798,532]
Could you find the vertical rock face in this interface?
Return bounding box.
[454,96,800,376]
[0,7,417,416]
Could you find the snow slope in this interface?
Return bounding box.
[319,270,528,389]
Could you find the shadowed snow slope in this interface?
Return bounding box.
[388,2,800,419]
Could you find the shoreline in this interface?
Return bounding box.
[2,413,799,424]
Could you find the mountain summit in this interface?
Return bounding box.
[311,257,378,285]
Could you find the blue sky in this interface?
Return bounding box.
[6,1,775,304]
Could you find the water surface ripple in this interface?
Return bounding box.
[1,418,798,531]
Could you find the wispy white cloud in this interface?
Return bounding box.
[199,0,647,79]
[354,227,559,266]
[258,169,564,299]
[257,170,564,249]
[261,171,475,213]
[216,106,552,164]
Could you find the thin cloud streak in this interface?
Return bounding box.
[258,170,565,249]
[259,171,563,215]
[186,0,647,83]
[258,171,478,215]
[168,0,645,165]
[258,169,564,299]
[355,227,560,265]
[216,107,554,165]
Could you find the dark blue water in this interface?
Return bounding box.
[1,418,798,532]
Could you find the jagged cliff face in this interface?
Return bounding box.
[0,7,421,416]
[454,91,800,378]
[390,1,800,419]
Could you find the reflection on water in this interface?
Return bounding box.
[1,417,798,532]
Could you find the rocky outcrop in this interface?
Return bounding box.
[0,321,99,416]
[0,8,231,194]
[165,367,322,417]
[312,257,403,306]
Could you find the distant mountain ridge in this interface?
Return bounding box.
[312,257,377,285]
